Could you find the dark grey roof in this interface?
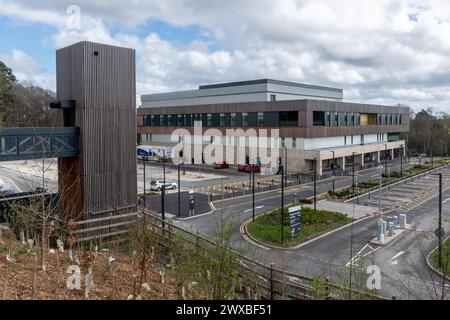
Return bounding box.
[198,78,343,93]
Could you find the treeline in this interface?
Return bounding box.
[406,107,450,157]
[0,61,56,127]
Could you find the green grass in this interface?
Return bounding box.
[247,204,352,247]
[430,239,450,276]
[328,189,357,198]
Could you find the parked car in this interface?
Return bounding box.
[237,164,261,173]
[150,180,177,191]
[214,162,230,169]
[245,165,261,173]
[237,164,248,172]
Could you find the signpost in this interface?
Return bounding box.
[289,206,302,240]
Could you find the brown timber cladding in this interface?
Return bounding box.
[56,41,137,239]
[136,99,409,138]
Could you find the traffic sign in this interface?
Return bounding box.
[289,206,302,240]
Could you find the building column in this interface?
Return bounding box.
[361,153,365,166]
[342,156,346,170]
[317,157,323,175]
[377,150,381,164]
[391,149,395,160]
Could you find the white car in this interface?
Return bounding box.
[150,180,177,191]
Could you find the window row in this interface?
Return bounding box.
[313,111,403,126]
[142,111,299,127]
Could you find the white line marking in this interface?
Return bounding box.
[443,198,450,204]
[389,251,405,265]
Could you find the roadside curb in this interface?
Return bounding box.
[425,235,450,282]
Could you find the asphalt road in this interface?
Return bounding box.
[176,161,450,299]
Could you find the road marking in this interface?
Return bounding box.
[443,198,450,204]
[243,205,265,213]
[389,251,405,265]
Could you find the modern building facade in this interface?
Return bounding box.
[137,79,409,175]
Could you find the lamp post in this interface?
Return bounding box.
[331,150,336,192]
[352,152,356,193]
[313,157,317,211]
[143,158,146,207]
[384,144,388,176]
[434,173,443,268]
[399,144,404,177]
[177,163,181,217]
[161,149,166,229]
[280,164,284,244]
[252,163,255,221]
[284,146,288,186]
[378,165,383,215]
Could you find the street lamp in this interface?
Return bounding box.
[280,164,285,244]
[352,152,356,193]
[384,144,388,176]
[161,149,166,229]
[313,157,317,211]
[434,173,443,268]
[331,150,336,192]
[143,158,146,207]
[252,163,255,221]
[399,144,404,177]
[284,146,288,186]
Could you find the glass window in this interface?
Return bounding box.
[313,111,325,126]
[185,114,192,126]
[207,113,213,126]
[292,137,296,148]
[257,112,264,126]
[231,113,236,126]
[220,113,226,126]
[279,111,298,126]
[161,115,168,126]
[354,113,360,125]
[339,112,347,126]
[235,112,242,126]
[248,112,257,126]
[242,112,248,126]
[211,113,220,126]
[178,114,184,126]
[334,112,339,126]
[264,112,279,126]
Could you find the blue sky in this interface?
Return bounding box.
[1,0,450,112]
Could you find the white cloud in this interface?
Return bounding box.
[0,49,55,89]
[1,0,450,111]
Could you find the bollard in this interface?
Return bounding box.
[377,218,384,242]
[399,214,407,228]
[388,222,394,236]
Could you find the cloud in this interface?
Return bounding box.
[0,0,450,111]
[0,49,55,89]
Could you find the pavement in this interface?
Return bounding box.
[305,200,377,220]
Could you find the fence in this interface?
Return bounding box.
[139,209,387,300]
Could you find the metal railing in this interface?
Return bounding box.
[139,209,387,300]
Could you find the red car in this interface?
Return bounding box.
[237,164,261,172]
[214,162,229,169]
[237,164,248,172]
[245,165,261,173]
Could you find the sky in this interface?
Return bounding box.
[0,0,450,112]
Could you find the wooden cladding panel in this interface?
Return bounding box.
[56,41,137,221]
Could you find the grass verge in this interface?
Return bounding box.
[247,204,352,247]
[430,238,450,277]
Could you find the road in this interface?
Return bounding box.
[176,162,450,299]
